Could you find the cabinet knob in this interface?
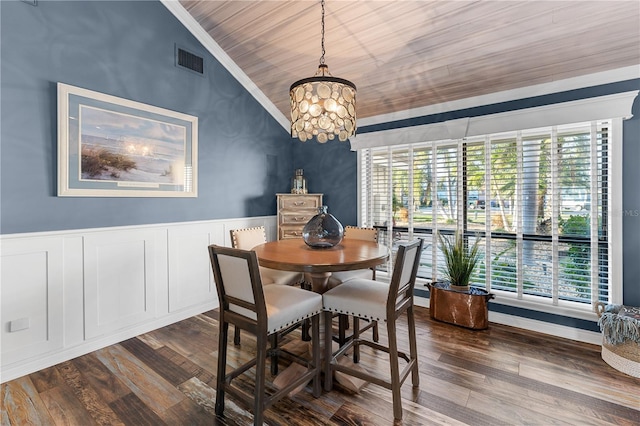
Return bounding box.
[293,201,305,206]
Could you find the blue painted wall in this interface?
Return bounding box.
[0,0,293,234]
[291,139,358,227]
[295,81,640,308]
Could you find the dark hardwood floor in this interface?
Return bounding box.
[2,307,639,425]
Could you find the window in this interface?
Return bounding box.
[359,119,622,313]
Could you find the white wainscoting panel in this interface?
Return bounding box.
[168,223,219,312]
[62,236,86,348]
[83,228,163,340]
[0,216,276,383]
[1,237,64,365]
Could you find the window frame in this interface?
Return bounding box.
[356,95,635,319]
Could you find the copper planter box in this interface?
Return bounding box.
[428,282,494,330]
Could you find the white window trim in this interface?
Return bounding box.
[357,91,637,319]
[350,91,638,151]
[610,118,624,304]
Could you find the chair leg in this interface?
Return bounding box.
[269,334,279,376]
[407,306,420,386]
[338,314,348,345]
[352,316,360,364]
[215,321,229,416]
[254,334,267,425]
[324,311,334,392]
[311,314,321,398]
[387,318,403,420]
[233,325,241,346]
[372,320,379,342]
[302,318,311,341]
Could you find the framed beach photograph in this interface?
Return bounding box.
[57,82,198,197]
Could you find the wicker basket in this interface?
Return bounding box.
[596,302,640,378]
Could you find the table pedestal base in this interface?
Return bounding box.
[273,318,369,396]
[307,272,331,293]
[334,357,369,393]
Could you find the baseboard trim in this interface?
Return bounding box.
[414,295,601,346]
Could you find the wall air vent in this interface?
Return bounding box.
[176,46,204,75]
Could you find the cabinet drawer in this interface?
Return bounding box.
[279,227,305,239]
[280,213,314,225]
[279,195,321,210]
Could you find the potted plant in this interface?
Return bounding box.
[438,230,481,291]
[429,231,494,329]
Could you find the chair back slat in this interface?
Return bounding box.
[344,226,378,242]
[230,226,268,250]
[209,245,267,326]
[387,240,423,315]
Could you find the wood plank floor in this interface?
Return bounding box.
[2,307,639,425]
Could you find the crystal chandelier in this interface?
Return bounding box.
[289,0,356,143]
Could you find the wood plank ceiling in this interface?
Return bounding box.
[179,1,640,122]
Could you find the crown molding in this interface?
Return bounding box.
[350,90,638,150]
[359,65,640,128]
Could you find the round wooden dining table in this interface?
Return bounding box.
[252,238,389,294]
[254,237,388,394]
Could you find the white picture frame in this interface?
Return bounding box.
[57,82,198,197]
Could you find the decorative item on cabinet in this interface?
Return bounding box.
[277,193,323,240]
[291,168,308,194]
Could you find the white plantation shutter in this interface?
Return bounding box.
[359,149,372,229]
[435,145,458,230]
[412,146,436,279]
[596,124,610,304]
[391,149,410,229]
[359,117,622,312]
[464,142,485,233]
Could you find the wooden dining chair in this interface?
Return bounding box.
[327,226,378,286]
[230,226,304,286]
[322,239,423,421]
[209,244,322,425]
[230,226,304,345]
[326,225,380,343]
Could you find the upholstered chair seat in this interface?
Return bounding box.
[261,285,323,334]
[322,279,389,322]
[326,268,374,287]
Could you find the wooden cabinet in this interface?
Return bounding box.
[277,193,323,240]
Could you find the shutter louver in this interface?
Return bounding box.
[436,145,458,230]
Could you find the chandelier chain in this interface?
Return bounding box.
[319,0,325,66]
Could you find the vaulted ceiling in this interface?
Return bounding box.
[175,1,640,126]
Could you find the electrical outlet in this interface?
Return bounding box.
[9,318,30,332]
